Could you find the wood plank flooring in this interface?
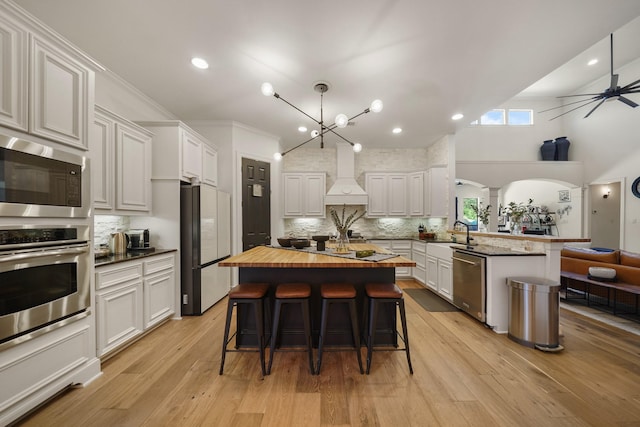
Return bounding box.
[16,280,640,427]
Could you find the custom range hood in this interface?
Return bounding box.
[325,143,368,205]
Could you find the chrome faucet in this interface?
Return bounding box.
[453,220,474,248]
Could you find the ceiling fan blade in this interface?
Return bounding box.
[557,93,603,98]
[548,97,602,120]
[620,78,640,91]
[618,96,639,108]
[584,99,607,118]
[539,96,599,113]
[609,74,619,91]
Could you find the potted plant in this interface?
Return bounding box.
[503,199,533,234]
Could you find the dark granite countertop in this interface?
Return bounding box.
[95,248,177,267]
[451,244,545,256]
[367,237,455,243]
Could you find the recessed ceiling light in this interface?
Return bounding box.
[451,113,464,121]
[298,126,307,132]
[588,58,598,66]
[392,127,402,134]
[191,57,209,69]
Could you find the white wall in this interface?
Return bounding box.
[455,99,566,162]
[564,57,640,251]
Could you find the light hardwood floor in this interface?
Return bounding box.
[16,280,640,427]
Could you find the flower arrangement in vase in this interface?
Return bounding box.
[330,205,366,253]
[471,203,491,231]
[503,198,533,234]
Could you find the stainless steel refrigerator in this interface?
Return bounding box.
[180,183,231,315]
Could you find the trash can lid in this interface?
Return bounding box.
[507,276,560,291]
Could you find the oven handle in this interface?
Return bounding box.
[452,256,478,265]
[0,244,89,263]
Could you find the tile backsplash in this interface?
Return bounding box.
[284,207,448,239]
[94,215,130,247]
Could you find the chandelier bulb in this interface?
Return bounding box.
[310,129,320,138]
[273,152,283,161]
[352,143,362,153]
[370,99,383,113]
[261,82,275,97]
[335,113,349,128]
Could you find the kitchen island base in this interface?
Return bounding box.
[235,267,398,348]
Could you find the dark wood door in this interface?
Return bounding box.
[242,157,271,251]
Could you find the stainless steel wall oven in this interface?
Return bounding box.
[0,133,89,218]
[0,226,90,349]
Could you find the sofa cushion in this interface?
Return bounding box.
[560,247,620,264]
[620,250,640,268]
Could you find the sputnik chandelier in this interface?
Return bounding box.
[261,81,383,160]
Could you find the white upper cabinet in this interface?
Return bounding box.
[91,109,114,209]
[0,13,27,131]
[283,172,325,217]
[116,121,152,211]
[408,171,425,217]
[92,105,153,213]
[425,166,448,217]
[365,173,407,217]
[137,121,217,185]
[0,5,96,149]
[180,128,203,181]
[202,142,218,187]
[30,35,92,149]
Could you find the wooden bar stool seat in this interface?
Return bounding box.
[364,283,413,375]
[267,283,315,375]
[316,283,364,375]
[219,283,270,376]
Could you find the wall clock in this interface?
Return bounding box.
[632,176,640,199]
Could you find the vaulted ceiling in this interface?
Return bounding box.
[13,0,640,150]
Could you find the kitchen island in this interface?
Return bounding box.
[219,244,415,347]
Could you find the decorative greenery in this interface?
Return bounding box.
[503,198,534,228]
[471,203,491,225]
[330,205,366,234]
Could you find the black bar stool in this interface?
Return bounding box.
[316,283,364,375]
[364,283,413,375]
[267,283,314,375]
[219,282,270,376]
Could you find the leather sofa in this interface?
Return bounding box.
[561,247,640,296]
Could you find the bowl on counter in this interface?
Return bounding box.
[311,235,330,242]
[277,237,293,247]
[291,239,310,249]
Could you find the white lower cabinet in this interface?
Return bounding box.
[426,243,454,301]
[143,254,176,329]
[96,252,176,357]
[370,240,412,278]
[411,240,427,284]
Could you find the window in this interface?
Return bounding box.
[480,109,505,125]
[472,108,533,126]
[508,109,533,125]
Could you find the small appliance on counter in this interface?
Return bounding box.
[125,229,152,252]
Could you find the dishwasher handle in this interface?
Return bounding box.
[452,256,479,265]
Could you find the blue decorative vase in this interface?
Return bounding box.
[540,140,556,161]
[554,136,570,161]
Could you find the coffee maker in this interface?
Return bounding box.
[126,229,150,250]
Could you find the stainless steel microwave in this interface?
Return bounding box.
[0,134,89,218]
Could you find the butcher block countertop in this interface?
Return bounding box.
[219,244,416,268]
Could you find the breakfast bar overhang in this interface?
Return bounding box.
[219,244,416,347]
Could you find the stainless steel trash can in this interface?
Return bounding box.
[506,277,563,352]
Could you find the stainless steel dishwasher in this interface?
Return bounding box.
[452,250,486,323]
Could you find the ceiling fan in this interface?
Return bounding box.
[541,33,640,120]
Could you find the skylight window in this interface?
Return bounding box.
[480,109,505,125]
[507,109,533,125]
